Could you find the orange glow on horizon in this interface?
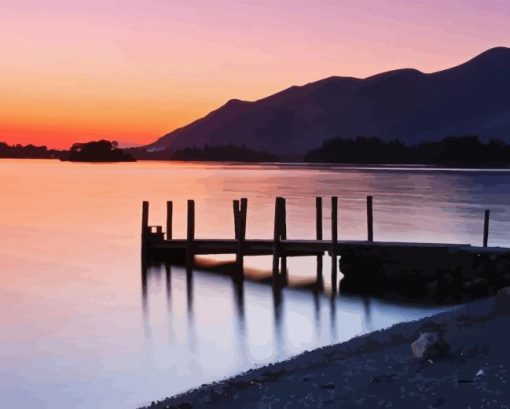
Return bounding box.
[1,1,509,149]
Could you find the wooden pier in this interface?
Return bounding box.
[141,196,510,301]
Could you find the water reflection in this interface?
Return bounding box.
[165,263,172,311]
[272,279,284,358]
[186,262,193,317]
[140,252,366,366]
[231,273,249,363]
[232,274,245,336]
[363,297,373,332]
[329,291,338,341]
[164,263,174,342]
[141,260,151,338]
[4,160,502,408]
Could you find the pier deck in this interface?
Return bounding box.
[149,237,473,256]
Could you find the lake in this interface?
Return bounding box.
[1,159,510,408]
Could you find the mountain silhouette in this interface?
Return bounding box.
[149,47,510,155]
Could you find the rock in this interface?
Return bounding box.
[470,278,490,297]
[496,287,510,310]
[411,332,449,359]
[426,280,439,296]
[319,382,335,389]
[431,397,446,407]
[370,374,397,384]
[463,280,473,289]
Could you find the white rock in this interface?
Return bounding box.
[411,332,449,359]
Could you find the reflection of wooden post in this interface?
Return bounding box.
[367,195,373,242]
[331,196,338,293]
[483,209,490,247]
[186,200,195,267]
[166,201,173,240]
[316,197,323,287]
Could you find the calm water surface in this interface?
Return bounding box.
[1,159,510,408]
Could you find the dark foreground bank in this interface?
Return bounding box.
[142,293,510,409]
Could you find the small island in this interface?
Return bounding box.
[62,140,136,162]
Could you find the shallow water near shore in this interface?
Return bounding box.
[1,159,510,408]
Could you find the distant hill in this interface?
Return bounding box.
[148,47,510,155]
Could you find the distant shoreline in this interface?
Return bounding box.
[4,136,510,167]
[132,136,510,167]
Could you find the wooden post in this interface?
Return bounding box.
[367,195,373,242]
[316,197,323,287]
[233,199,240,239]
[483,209,490,247]
[273,197,282,242]
[166,201,173,240]
[142,201,149,237]
[141,201,149,256]
[331,196,338,293]
[331,196,338,244]
[272,197,282,278]
[187,200,195,240]
[316,197,323,240]
[236,198,248,273]
[280,198,287,283]
[280,198,287,240]
[240,198,248,241]
[186,200,195,267]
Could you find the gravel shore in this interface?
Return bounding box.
[142,294,510,409]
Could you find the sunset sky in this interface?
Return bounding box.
[1,0,509,148]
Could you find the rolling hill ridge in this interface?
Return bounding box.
[149,47,510,155]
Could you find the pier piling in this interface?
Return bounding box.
[233,200,240,239]
[141,201,149,258]
[331,196,338,293]
[367,195,373,242]
[240,198,248,240]
[166,201,173,240]
[272,198,281,277]
[316,197,323,287]
[236,198,248,272]
[272,197,285,279]
[316,197,323,240]
[483,209,490,248]
[280,198,288,283]
[142,201,149,239]
[186,200,195,267]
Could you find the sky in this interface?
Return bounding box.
[1,0,509,148]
